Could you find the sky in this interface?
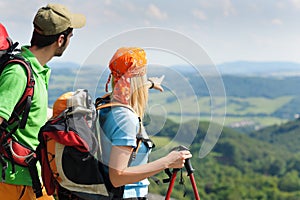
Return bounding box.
[1,0,300,66]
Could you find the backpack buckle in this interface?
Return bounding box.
[25,154,36,166]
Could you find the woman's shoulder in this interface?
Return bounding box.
[103,106,137,123]
[105,106,140,139]
[99,104,139,128]
[110,105,136,116]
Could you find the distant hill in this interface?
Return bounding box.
[249,118,300,153]
[217,61,300,77]
[48,62,300,98]
[48,61,80,69]
[48,60,300,76]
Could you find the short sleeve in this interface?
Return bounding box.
[106,107,139,147]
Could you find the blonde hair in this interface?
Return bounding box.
[111,75,148,118]
[129,75,148,118]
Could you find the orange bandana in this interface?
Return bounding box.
[106,47,147,104]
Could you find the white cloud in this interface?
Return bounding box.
[222,0,236,16]
[123,2,137,12]
[271,18,283,25]
[193,9,207,21]
[104,0,112,5]
[103,9,119,19]
[290,0,300,9]
[275,1,286,9]
[146,4,167,20]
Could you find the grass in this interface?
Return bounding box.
[151,136,173,148]
[225,96,293,115]
[148,92,294,128]
[149,136,182,161]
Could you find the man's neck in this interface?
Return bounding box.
[29,46,54,66]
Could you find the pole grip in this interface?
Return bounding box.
[185,158,194,175]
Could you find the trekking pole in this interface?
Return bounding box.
[185,158,200,200]
[165,146,200,200]
[165,168,179,200]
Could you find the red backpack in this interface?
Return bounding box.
[37,89,112,199]
[0,23,42,198]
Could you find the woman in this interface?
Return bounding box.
[99,47,192,199]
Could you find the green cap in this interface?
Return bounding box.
[33,4,86,36]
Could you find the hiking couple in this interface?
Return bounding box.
[0,3,192,200]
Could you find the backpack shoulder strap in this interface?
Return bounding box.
[2,55,35,128]
[96,102,136,114]
[96,94,138,118]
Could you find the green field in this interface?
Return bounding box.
[148,92,294,128]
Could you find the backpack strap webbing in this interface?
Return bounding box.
[26,155,43,198]
[4,56,35,128]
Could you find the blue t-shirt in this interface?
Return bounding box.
[99,106,151,198]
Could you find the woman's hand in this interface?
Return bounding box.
[108,146,192,187]
[164,150,192,169]
[148,75,165,92]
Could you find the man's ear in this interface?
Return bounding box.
[57,34,65,47]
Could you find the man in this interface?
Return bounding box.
[0,4,85,200]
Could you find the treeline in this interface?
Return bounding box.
[48,65,300,100]
[187,75,300,98]
[147,117,300,199]
[48,66,300,120]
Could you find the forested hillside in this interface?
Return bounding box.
[250,118,300,153]
[148,117,300,199]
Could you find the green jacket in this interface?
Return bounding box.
[0,46,51,186]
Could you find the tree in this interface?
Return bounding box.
[278,170,300,192]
